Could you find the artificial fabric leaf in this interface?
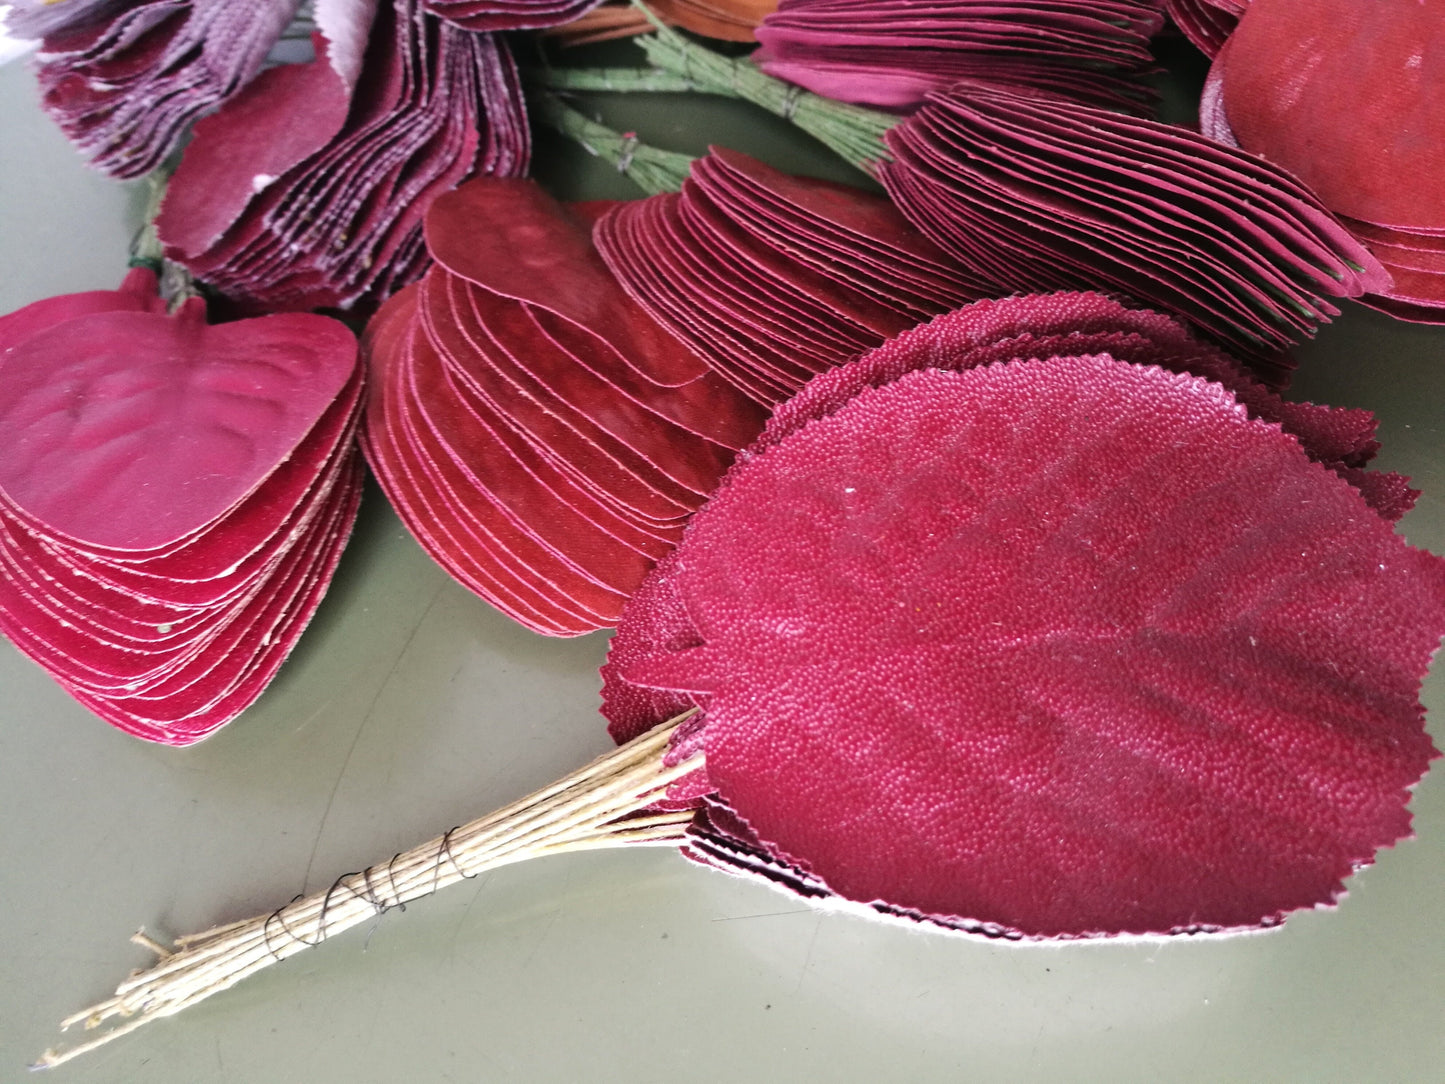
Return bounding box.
[0,266,167,345]
[362,178,764,634]
[1204,0,1445,320]
[758,291,1409,515]
[878,81,1390,371]
[755,0,1163,114]
[24,0,302,178]
[157,0,528,312]
[594,146,983,405]
[0,273,364,744]
[0,302,356,550]
[606,303,1445,938]
[1215,0,1441,232]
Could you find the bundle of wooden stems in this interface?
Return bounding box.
[35,712,701,1069]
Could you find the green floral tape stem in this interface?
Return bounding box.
[533,66,707,95]
[129,166,199,312]
[531,91,694,196]
[632,4,895,176]
[128,170,168,272]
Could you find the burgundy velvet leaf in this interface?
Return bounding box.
[362,282,602,635]
[600,546,700,744]
[0,301,356,550]
[156,0,529,313]
[755,0,1164,115]
[427,178,722,399]
[755,292,1409,519]
[361,293,627,641]
[0,275,365,745]
[154,31,359,263]
[600,289,1416,740]
[613,354,1445,938]
[1218,0,1442,232]
[0,372,359,612]
[60,465,362,744]
[0,452,357,702]
[1206,0,1445,322]
[602,290,1414,750]
[877,81,1391,369]
[29,0,302,179]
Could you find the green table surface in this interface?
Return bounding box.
[2,51,1443,1084]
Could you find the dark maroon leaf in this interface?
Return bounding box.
[1205,0,1445,321]
[756,0,1163,114]
[604,296,1443,937]
[594,147,984,406]
[361,179,765,635]
[157,0,528,312]
[878,81,1390,369]
[24,0,301,178]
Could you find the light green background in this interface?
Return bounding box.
[2,54,1443,1084]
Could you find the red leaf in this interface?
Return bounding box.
[361,179,766,634]
[756,0,1163,114]
[0,301,357,551]
[758,292,1408,518]
[878,81,1390,365]
[29,0,301,178]
[157,0,529,312]
[594,147,981,405]
[0,275,364,744]
[610,349,1445,937]
[1205,0,1445,320]
[1218,0,1444,233]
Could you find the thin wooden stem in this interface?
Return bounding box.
[34,712,702,1070]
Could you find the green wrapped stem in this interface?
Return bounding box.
[534,66,708,95]
[634,10,894,176]
[532,92,694,196]
[130,168,198,311]
[129,171,167,271]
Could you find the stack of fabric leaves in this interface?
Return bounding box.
[754,0,1164,114]
[0,270,365,744]
[14,0,305,178]
[872,82,1393,373]
[631,19,1392,380]
[594,146,986,406]
[153,0,530,312]
[9,0,538,313]
[360,178,764,633]
[1201,0,1445,322]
